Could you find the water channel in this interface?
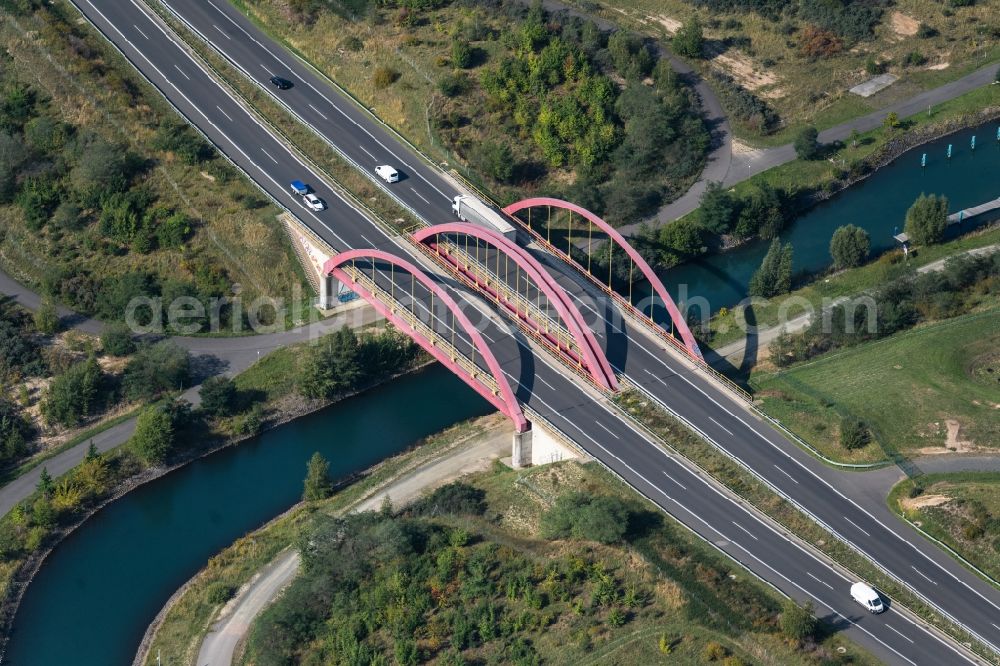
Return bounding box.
[4,121,998,665]
[3,366,491,665]
[663,122,1000,312]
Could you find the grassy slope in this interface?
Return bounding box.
[580,0,1000,144]
[750,308,1000,463]
[888,472,1000,587]
[0,6,305,306]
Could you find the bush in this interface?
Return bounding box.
[864,56,884,75]
[303,451,332,501]
[199,375,237,417]
[41,356,103,427]
[702,641,727,661]
[471,140,514,184]
[205,581,236,604]
[904,193,949,245]
[373,66,399,89]
[101,322,136,356]
[131,404,175,465]
[697,181,737,235]
[122,341,191,401]
[793,126,821,160]
[829,224,870,269]
[917,23,938,38]
[540,492,630,544]
[0,398,32,464]
[299,326,362,399]
[780,599,816,642]
[411,482,486,516]
[903,51,927,67]
[799,26,843,58]
[451,40,473,68]
[672,18,704,58]
[438,72,470,97]
[840,418,870,450]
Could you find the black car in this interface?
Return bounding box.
[269,76,293,90]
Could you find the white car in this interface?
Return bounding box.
[303,193,325,211]
[374,164,399,183]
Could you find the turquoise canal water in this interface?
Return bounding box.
[3,366,491,665]
[663,122,1000,312]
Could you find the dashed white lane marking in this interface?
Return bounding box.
[536,374,555,391]
[307,103,328,120]
[358,144,377,161]
[773,464,799,484]
[886,624,914,644]
[173,64,190,80]
[595,421,620,440]
[911,566,938,586]
[410,187,431,205]
[731,521,759,541]
[806,572,834,590]
[212,24,230,39]
[260,148,278,164]
[134,24,149,39]
[708,416,734,437]
[360,234,377,248]
[843,516,872,537]
[662,470,687,490]
[215,105,233,122]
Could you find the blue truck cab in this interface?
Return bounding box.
[290,180,309,196]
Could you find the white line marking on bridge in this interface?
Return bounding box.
[537,374,555,391]
[993,623,1000,631]
[642,368,669,387]
[773,464,799,484]
[708,416,734,436]
[216,105,234,122]
[911,566,938,585]
[843,516,872,537]
[212,24,231,39]
[260,148,278,164]
[259,63,274,76]
[173,64,190,80]
[360,234,377,248]
[731,521,758,541]
[805,572,834,590]
[662,470,687,490]
[410,187,431,205]
[595,421,620,440]
[134,24,149,39]
[885,624,914,644]
[358,144,377,161]
[307,103,329,120]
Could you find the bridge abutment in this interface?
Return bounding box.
[511,421,579,468]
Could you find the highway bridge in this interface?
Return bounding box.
[68,0,1000,663]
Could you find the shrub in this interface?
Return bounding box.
[373,66,399,89]
[864,56,883,75]
[206,581,236,604]
[122,341,191,401]
[672,18,704,58]
[780,599,817,642]
[199,375,237,417]
[131,404,175,465]
[303,451,332,501]
[903,51,927,67]
[451,40,473,68]
[41,356,103,427]
[101,322,136,356]
[917,23,938,38]
[438,72,469,97]
[702,641,727,661]
[748,239,793,298]
[540,492,630,544]
[829,224,870,269]
[411,482,486,516]
[471,140,514,184]
[799,26,843,58]
[840,418,870,450]
[33,295,59,335]
[697,181,737,235]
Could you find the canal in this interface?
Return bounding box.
[2,366,492,665]
[664,122,1000,312]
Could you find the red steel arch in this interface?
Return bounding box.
[413,223,618,392]
[323,249,528,432]
[503,197,701,358]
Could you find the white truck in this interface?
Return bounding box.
[850,582,885,614]
[451,195,517,241]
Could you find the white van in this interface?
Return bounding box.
[851,582,885,613]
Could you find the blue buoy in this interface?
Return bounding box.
[996,126,1000,142]
[921,153,927,167]
[947,144,952,159]
[971,135,976,150]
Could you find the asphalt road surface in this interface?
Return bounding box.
[49,1,1000,662]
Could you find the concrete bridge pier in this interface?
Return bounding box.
[511,420,580,468]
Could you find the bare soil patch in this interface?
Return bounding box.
[889,12,919,39]
[900,494,951,511]
[711,51,779,92]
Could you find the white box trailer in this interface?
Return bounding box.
[451,195,517,241]
[850,582,884,613]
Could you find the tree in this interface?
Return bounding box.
[883,111,899,130]
[131,404,174,465]
[122,341,191,401]
[540,492,630,544]
[734,182,784,240]
[672,18,703,58]
[299,326,362,399]
[303,452,332,501]
[199,375,237,417]
[41,356,103,427]
[749,239,793,297]
[451,40,473,68]
[657,217,706,265]
[36,466,53,496]
[829,224,870,269]
[101,322,136,356]
[471,140,514,184]
[793,126,821,160]
[0,398,31,464]
[373,66,398,89]
[780,599,817,642]
[840,418,870,450]
[697,181,737,235]
[904,193,948,245]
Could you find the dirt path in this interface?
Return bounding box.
[194,425,511,666]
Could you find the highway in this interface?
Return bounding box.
[66,1,997,664]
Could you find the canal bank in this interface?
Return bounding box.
[0,363,492,665]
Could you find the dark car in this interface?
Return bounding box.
[269,76,293,90]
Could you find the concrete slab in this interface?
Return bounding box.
[850,73,899,97]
